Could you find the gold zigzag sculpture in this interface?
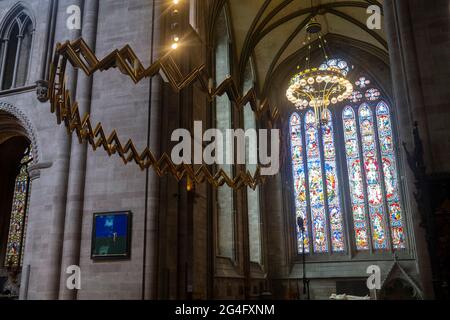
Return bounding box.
[47,38,279,189]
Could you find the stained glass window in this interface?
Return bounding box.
[366,88,381,101]
[290,110,345,254]
[290,113,309,253]
[376,102,405,249]
[342,75,405,251]
[320,58,351,76]
[5,148,32,267]
[350,90,363,103]
[305,110,328,253]
[359,104,389,249]
[356,77,370,89]
[290,67,407,255]
[322,110,344,252]
[343,106,370,250]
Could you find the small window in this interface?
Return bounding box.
[0,5,34,90]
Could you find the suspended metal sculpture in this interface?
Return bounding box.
[43,38,280,189]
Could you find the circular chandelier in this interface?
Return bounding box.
[286,19,353,124]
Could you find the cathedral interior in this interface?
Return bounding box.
[0,0,449,300]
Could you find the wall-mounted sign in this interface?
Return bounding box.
[91,211,132,260]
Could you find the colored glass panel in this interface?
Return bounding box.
[290,113,310,253]
[322,110,344,252]
[343,106,370,250]
[5,150,32,267]
[305,111,328,253]
[376,102,406,249]
[359,104,388,249]
[365,88,381,101]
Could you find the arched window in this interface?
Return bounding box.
[243,60,262,264]
[0,5,34,90]
[215,7,235,260]
[290,109,344,254]
[5,147,32,267]
[289,61,406,255]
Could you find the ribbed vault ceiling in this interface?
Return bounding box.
[226,0,385,93]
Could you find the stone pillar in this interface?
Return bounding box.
[384,1,434,299]
[58,0,99,300]
[20,0,82,300]
[142,0,162,300]
[265,174,288,290]
[19,162,52,300]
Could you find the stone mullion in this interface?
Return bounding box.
[0,39,9,87]
[11,34,23,87]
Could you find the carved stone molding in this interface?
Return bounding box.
[28,162,53,181]
[0,102,39,163]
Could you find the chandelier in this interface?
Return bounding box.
[286,18,353,124]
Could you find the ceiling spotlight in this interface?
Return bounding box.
[173,36,180,42]
[173,0,179,4]
[171,42,178,50]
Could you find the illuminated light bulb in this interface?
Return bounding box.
[307,77,315,84]
[331,97,338,104]
[173,36,180,42]
[173,0,179,4]
[186,175,194,192]
[171,42,178,50]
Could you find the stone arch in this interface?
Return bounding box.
[0,2,36,35]
[0,102,39,163]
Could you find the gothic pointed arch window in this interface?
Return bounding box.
[5,147,33,268]
[214,6,235,260]
[243,59,262,264]
[289,59,406,255]
[0,5,34,90]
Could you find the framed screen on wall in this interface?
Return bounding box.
[91,211,132,260]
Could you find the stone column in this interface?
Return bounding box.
[142,0,162,300]
[19,162,52,300]
[384,1,434,299]
[20,0,82,300]
[265,173,287,292]
[58,0,99,300]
